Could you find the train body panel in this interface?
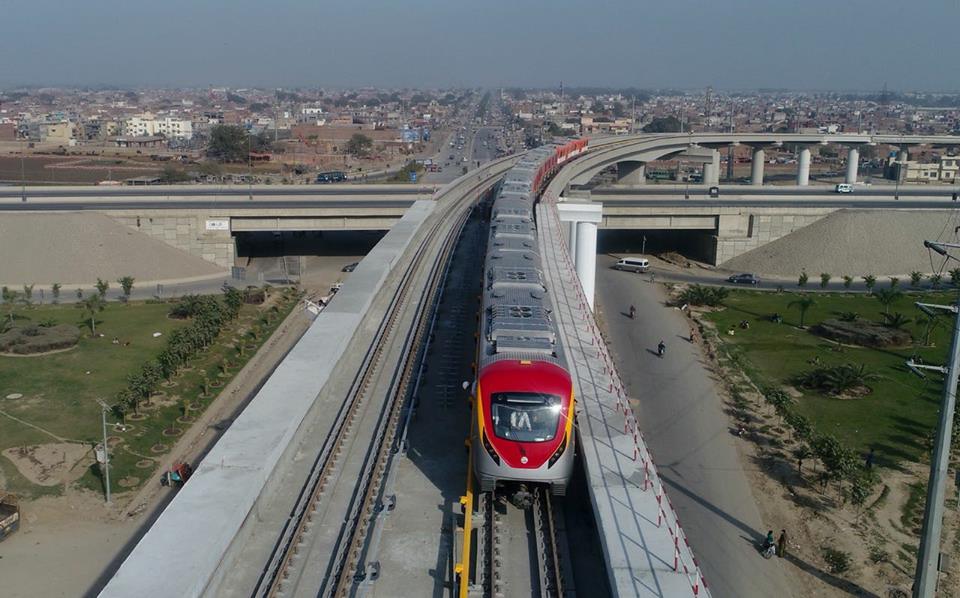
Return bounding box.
[472,138,587,496]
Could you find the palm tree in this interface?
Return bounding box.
[882,312,912,330]
[788,296,816,328]
[842,275,854,289]
[929,273,943,289]
[862,275,877,293]
[82,295,105,334]
[824,363,880,394]
[873,288,902,315]
[910,271,923,288]
[920,312,942,346]
[820,273,831,289]
[51,283,61,304]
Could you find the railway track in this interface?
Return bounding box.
[252,164,512,598]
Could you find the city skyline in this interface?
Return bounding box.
[2,0,957,91]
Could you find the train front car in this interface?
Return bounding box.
[472,146,575,504]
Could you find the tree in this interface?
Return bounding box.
[842,275,854,289]
[951,268,960,287]
[51,283,61,304]
[2,287,19,326]
[788,296,816,328]
[910,271,923,288]
[345,133,373,157]
[819,273,831,289]
[930,273,943,289]
[920,311,942,346]
[882,311,912,329]
[798,271,809,287]
[95,278,109,299]
[862,274,877,293]
[873,288,902,314]
[642,116,681,133]
[159,164,192,184]
[207,124,250,162]
[117,276,135,302]
[21,284,33,306]
[793,445,812,474]
[888,276,900,289]
[82,295,105,334]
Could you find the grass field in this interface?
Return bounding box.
[0,291,299,497]
[704,289,952,465]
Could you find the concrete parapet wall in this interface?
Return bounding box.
[107,210,234,268]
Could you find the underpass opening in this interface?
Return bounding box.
[598,228,716,264]
[233,229,387,288]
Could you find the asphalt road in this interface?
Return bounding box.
[0,185,431,198]
[0,199,418,211]
[595,184,959,198]
[594,254,794,598]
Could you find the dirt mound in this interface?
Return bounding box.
[0,323,80,355]
[0,212,225,286]
[812,318,912,348]
[722,209,959,277]
[2,443,93,486]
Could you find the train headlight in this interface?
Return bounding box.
[548,434,568,468]
[481,430,501,466]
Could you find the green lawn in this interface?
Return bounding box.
[0,291,299,497]
[705,289,951,465]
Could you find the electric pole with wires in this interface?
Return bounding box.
[907,239,960,597]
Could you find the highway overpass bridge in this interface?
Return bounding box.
[545,133,960,267]
[0,184,435,267]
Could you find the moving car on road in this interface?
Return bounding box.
[612,257,650,273]
[342,262,359,272]
[727,273,760,285]
[835,183,853,193]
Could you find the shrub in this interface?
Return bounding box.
[822,546,852,574]
[678,284,728,307]
[838,311,859,322]
[0,324,81,354]
[795,363,880,395]
[820,273,831,288]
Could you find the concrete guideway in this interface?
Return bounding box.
[98,154,521,598]
[98,200,436,598]
[537,199,709,598]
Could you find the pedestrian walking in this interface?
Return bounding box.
[777,529,788,558]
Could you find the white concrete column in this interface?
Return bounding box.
[797,147,811,186]
[751,148,765,186]
[575,221,598,309]
[566,220,578,257]
[845,147,859,184]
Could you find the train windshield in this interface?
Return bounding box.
[490,392,562,442]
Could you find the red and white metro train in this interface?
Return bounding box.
[471,138,587,501]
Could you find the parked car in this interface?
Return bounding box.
[342,262,359,272]
[727,273,760,285]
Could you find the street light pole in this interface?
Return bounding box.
[98,401,112,505]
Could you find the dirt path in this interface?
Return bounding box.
[0,301,313,598]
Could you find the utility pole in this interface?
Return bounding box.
[908,240,960,597]
[97,400,112,504]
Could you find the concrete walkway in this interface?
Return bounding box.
[594,256,794,598]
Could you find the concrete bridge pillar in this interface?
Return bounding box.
[575,221,598,309]
[557,201,603,309]
[751,148,765,186]
[616,161,646,185]
[702,149,720,185]
[797,147,811,186]
[726,145,735,181]
[898,147,910,163]
[845,147,859,184]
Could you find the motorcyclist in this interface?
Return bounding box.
[657,339,666,356]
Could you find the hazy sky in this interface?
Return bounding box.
[2,0,956,91]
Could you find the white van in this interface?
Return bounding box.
[835,183,854,193]
[612,257,650,273]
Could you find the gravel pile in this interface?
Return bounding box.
[0,213,225,286]
[722,209,960,278]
